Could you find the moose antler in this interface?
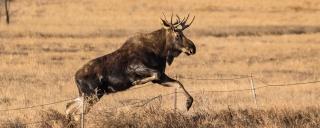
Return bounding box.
[161,13,195,31]
[161,13,179,29]
[176,14,195,31]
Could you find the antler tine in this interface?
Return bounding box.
[188,16,195,26]
[170,13,179,26]
[161,13,168,22]
[179,14,195,31]
[172,20,179,26]
[170,15,180,29]
[170,13,173,25]
[182,17,187,23]
[177,14,186,24]
[168,13,179,26]
[161,12,179,28]
[176,15,187,24]
[161,12,172,27]
[176,15,181,22]
[176,15,183,25]
[185,14,190,22]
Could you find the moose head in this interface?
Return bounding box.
[161,14,196,65]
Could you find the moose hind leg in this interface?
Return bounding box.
[131,66,160,85]
[66,97,83,121]
[66,94,103,121]
[132,72,159,85]
[66,79,104,120]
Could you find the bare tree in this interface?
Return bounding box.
[4,0,10,24]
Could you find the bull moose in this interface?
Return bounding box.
[66,14,196,118]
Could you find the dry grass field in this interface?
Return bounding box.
[0,0,320,127]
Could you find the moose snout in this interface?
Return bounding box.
[184,45,196,56]
[188,42,196,55]
[183,38,196,55]
[189,45,196,55]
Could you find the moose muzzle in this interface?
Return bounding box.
[183,40,196,56]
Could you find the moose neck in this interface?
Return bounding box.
[144,28,169,58]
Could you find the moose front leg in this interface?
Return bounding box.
[157,74,193,110]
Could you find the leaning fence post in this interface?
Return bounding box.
[249,74,258,107]
[81,93,85,128]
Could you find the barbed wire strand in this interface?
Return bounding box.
[0,97,77,112]
[160,88,253,98]
[178,73,251,77]
[178,76,250,81]
[254,78,320,87]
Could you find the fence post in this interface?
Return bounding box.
[174,74,178,113]
[4,0,10,24]
[81,93,85,128]
[249,74,258,107]
[158,95,162,109]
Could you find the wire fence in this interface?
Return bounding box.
[0,97,77,112]
[0,73,319,127]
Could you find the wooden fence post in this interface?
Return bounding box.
[174,88,177,113]
[4,0,10,24]
[81,93,85,128]
[173,74,178,113]
[249,74,258,107]
[158,95,162,109]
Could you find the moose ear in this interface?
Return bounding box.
[166,51,174,65]
[161,19,171,27]
[161,19,175,30]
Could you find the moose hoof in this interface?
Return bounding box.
[186,97,193,111]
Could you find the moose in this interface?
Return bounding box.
[66,14,196,118]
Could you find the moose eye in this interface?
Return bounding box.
[176,34,181,40]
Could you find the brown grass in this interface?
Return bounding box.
[0,0,320,127]
[4,107,319,128]
[88,107,320,128]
